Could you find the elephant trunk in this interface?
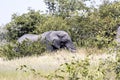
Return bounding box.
[65,41,76,53]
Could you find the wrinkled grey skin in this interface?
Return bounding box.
[116,26,120,44]
[114,25,120,52]
[17,34,40,44]
[17,31,76,52]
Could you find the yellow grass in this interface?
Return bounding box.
[0,48,116,80]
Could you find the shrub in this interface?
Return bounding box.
[17,54,117,80]
[44,56,116,80]
[16,40,46,56]
[0,43,18,60]
[5,9,46,41]
[35,16,69,34]
[0,40,46,60]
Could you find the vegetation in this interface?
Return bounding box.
[1,0,120,80]
[0,50,119,80]
[0,40,45,60]
[1,49,118,80]
[4,0,120,47]
[0,0,120,58]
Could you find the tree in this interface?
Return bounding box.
[5,9,45,41]
[44,0,90,18]
[64,0,120,48]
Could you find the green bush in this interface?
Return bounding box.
[5,9,46,41]
[18,53,118,80]
[0,43,18,60]
[0,40,46,60]
[115,49,120,80]
[35,16,69,34]
[46,57,116,80]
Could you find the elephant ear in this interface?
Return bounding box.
[52,39,60,49]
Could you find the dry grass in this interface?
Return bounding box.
[0,48,116,80]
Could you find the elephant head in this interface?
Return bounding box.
[41,31,76,52]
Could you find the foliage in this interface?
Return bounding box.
[45,56,116,80]
[2,0,120,59]
[115,47,120,80]
[5,9,46,41]
[15,51,119,80]
[0,40,46,60]
[65,1,120,48]
[35,16,69,34]
[44,0,90,18]
[0,43,18,60]
[4,1,120,48]
[16,65,37,75]
[2,1,120,80]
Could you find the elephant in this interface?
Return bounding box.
[17,31,76,52]
[114,25,120,52]
[116,25,120,43]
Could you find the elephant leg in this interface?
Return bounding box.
[53,39,60,49]
[46,45,59,52]
[46,45,54,52]
[46,39,60,51]
[46,41,60,52]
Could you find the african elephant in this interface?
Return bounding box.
[116,26,120,44]
[17,31,76,52]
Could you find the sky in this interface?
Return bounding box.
[0,0,46,26]
[0,0,114,26]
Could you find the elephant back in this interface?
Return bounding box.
[17,34,40,44]
[40,31,53,43]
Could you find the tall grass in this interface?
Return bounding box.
[0,49,117,80]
